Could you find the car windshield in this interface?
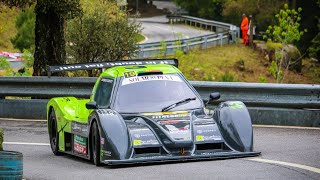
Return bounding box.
[114,74,202,113]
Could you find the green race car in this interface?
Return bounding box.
[47,59,260,166]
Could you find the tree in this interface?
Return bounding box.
[307,0,320,61]
[11,5,35,52]
[265,4,305,83]
[223,0,286,32]
[173,0,225,21]
[66,0,141,76]
[0,0,82,76]
[287,0,319,57]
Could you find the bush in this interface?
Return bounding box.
[220,71,236,82]
[66,0,141,76]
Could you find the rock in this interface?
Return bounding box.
[235,59,245,71]
[256,42,302,72]
[283,44,302,72]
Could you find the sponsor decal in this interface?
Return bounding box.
[133,139,159,146]
[122,75,182,86]
[133,133,154,138]
[130,128,150,132]
[196,135,221,141]
[196,129,215,134]
[51,60,177,72]
[228,102,245,109]
[71,122,88,136]
[101,150,112,157]
[98,109,116,115]
[143,111,188,116]
[134,139,142,146]
[200,152,218,155]
[74,135,87,155]
[152,114,189,119]
[136,155,167,160]
[196,135,205,141]
[101,78,113,83]
[123,71,137,78]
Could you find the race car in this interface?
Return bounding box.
[47,59,260,166]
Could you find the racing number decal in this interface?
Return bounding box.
[123,71,136,78]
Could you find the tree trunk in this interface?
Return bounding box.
[33,2,66,76]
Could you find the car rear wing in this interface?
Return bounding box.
[47,58,178,77]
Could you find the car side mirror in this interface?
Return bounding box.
[86,102,98,109]
[210,92,220,101]
[206,92,220,105]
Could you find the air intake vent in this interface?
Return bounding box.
[135,147,160,154]
[196,143,223,151]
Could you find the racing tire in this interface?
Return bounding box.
[91,121,101,166]
[49,109,61,155]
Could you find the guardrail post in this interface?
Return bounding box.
[219,34,223,46]
[232,30,236,44]
[139,46,144,58]
[202,36,208,49]
[237,27,240,38]
[182,40,189,53]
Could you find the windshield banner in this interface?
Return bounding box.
[122,75,182,86]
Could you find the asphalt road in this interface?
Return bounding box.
[1,119,320,180]
[136,15,212,43]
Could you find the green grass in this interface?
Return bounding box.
[171,43,318,84]
[135,33,145,43]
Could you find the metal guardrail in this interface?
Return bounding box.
[137,15,238,58]
[0,77,319,127]
[167,15,238,33]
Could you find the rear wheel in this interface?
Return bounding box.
[91,121,101,166]
[49,109,61,155]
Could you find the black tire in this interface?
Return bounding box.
[49,109,61,155]
[91,121,101,166]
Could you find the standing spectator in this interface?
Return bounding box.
[241,14,249,45]
[247,15,256,46]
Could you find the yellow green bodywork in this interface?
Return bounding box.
[100,64,181,78]
[47,97,90,151]
[47,64,181,152]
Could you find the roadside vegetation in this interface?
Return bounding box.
[0,0,319,84]
[172,43,319,84]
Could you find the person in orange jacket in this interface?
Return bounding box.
[241,14,249,45]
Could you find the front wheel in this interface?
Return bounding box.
[91,121,101,166]
[49,109,61,155]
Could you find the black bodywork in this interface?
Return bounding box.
[84,73,260,165]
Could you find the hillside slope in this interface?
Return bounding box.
[176,44,319,84]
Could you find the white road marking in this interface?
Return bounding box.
[1,119,319,130]
[4,142,50,146]
[0,118,46,122]
[253,124,320,130]
[248,158,320,174]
